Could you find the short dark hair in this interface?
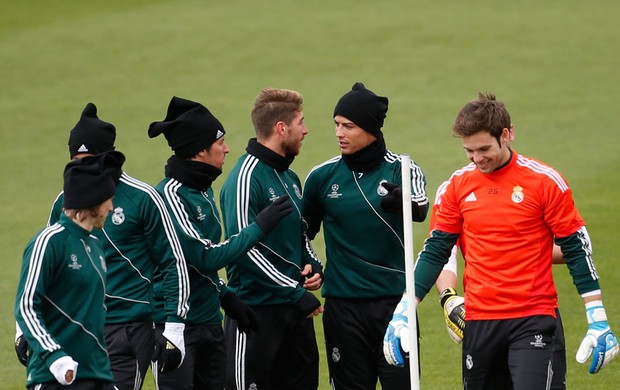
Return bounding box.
[453,92,511,143]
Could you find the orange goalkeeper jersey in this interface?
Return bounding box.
[434,151,584,320]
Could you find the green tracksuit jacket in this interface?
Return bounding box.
[15,214,114,386]
[48,172,190,323]
[303,151,428,298]
[154,176,266,325]
[219,139,322,306]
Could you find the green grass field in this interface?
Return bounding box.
[2,1,619,388]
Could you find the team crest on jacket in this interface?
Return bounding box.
[511,186,524,203]
[377,179,389,196]
[111,207,125,225]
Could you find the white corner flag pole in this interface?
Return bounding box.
[401,154,420,390]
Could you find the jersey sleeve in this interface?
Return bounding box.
[433,177,464,234]
[409,159,429,207]
[540,172,599,295]
[14,229,68,368]
[302,169,325,240]
[431,182,459,275]
[414,230,460,301]
[556,227,601,295]
[139,190,190,322]
[542,179,585,238]
[160,181,265,274]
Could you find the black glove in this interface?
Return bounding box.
[15,335,28,367]
[152,323,185,374]
[380,182,428,222]
[220,293,259,333]
[292,291,321,317]
[305,263,324,282]
[255,194,293,235]
[380,182,403,214]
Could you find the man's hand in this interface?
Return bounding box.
[302,263,323,291]
[293,291,323,318]
[152,322,185,374]
[255,195,293,235]
[15,324,28,367]
[576,301,619,373]
[439,287,465,344]
[220,292,259,333]
[383,295,410,367]
[49,355,78,385]
[380,182,403,214]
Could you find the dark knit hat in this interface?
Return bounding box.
[333,82,389,136]
[68,103,116,158]
[63,151,125,209]
[147,96,226,159]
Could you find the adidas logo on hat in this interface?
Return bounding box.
[216,129,224,139]
[78,144,89,153]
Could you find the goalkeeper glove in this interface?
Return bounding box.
[576,300,619,374]
[49,355,78,385]
[439,287,466,344]
[383,294,410,367]
[152,322,185,373]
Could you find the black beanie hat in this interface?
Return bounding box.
[147,96,226,159]
[333,82,389,136]
[63,150,125,209]
[68,103,116,158]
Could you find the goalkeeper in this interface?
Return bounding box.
[384,92,618,389]
[386,121,572,389]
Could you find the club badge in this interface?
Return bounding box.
[511,186,524,203]
[111,207,125,225]
[332,347,341,363]
[377,179,389,196]
[466,354,474,370]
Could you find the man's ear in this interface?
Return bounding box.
[500,127,511,146]
[275,121,287,137]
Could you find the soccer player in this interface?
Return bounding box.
[303,82,429,389]
[42,103,191,390]
[389,92,619,388]
[219,88,324,390]
[429,181,569,389]
[15,151,124,389]
[148,96,292,389]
